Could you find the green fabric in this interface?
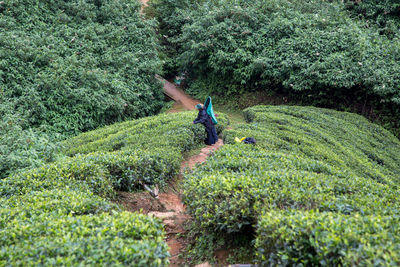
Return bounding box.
[204,96,218,125]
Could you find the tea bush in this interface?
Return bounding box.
[255,210,400,266]
[1,188,116,220]
[62,111,228,189]
[0,111,229,265]
[0,182,170,265]
[183,105,400,264]
[1,155,115,199]
[0,210,169,266]
[63,112,215,155]
[2,112,228,199]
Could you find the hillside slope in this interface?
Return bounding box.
[0,111,229,266]
[184,105,400,265]
[0,0,165,178]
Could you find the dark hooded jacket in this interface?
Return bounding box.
[193,108,214,129]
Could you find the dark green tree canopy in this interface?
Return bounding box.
[0,0,164,135]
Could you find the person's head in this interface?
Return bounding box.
[195,104,203,110]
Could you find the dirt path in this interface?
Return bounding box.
[118,140,223,266]
[155,140,224,266]
[141,0,149,10]
[157,75,201,111]
[130,4,225,265]
[114,61,222,265]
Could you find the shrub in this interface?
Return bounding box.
[1,172,169,265]
[240,105,400,180]
[162,0,400,134]
[0,211,169,266]
[0,155,115,199]
[63,111,228,155]
[0,108,59,178]
[76,149,182,190]
[62,111,228,189]
[255,210,400,266]
[63,112,203,155]
[0,188,117,224]
[183,105,400,263]
[0,0,166,178]
[3,112,229,197]
[345,0,400,37]
[0,0,164,135]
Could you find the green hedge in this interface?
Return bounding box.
[63,111,228,156]
[183,105,400,264]
[255,210,400,266]
[0,111,231,265]
[60,111,228,189]
[2,112,229,200]
[0,210,169,266]
[1,188,115,221]
[241,105,400,181]
[0,155,115,199]
[0,186,170,266]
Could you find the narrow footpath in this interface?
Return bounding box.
[157,75,201,111]
[151,141,223,266]
[123,4,226,265]
[117,68,224,265]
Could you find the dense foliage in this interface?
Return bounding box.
[62,111,228,188]
[1,0,164,133]
[0,0,165,177]
[144,0,207,77]
[0,106,59,179]
[1,171,169,265]
[150,0,400,135]
[183,105,400,265]
[1,111,229,265]
[345,0,400,36]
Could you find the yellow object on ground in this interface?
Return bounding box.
[235,137,247,143]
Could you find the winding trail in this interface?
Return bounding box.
[151,141,223,266]
[119,70,221,263]
[119,133,223,266]
[118,10,223,260]
[157,75,201,111]
[121,4,225,265]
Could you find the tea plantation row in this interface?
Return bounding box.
[183,105,400,265]
[0,112,228,266]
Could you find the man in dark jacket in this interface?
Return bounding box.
[193,104,218,145]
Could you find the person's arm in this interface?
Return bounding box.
[193,110,207,124]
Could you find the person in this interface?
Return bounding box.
[193,103,218,145]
